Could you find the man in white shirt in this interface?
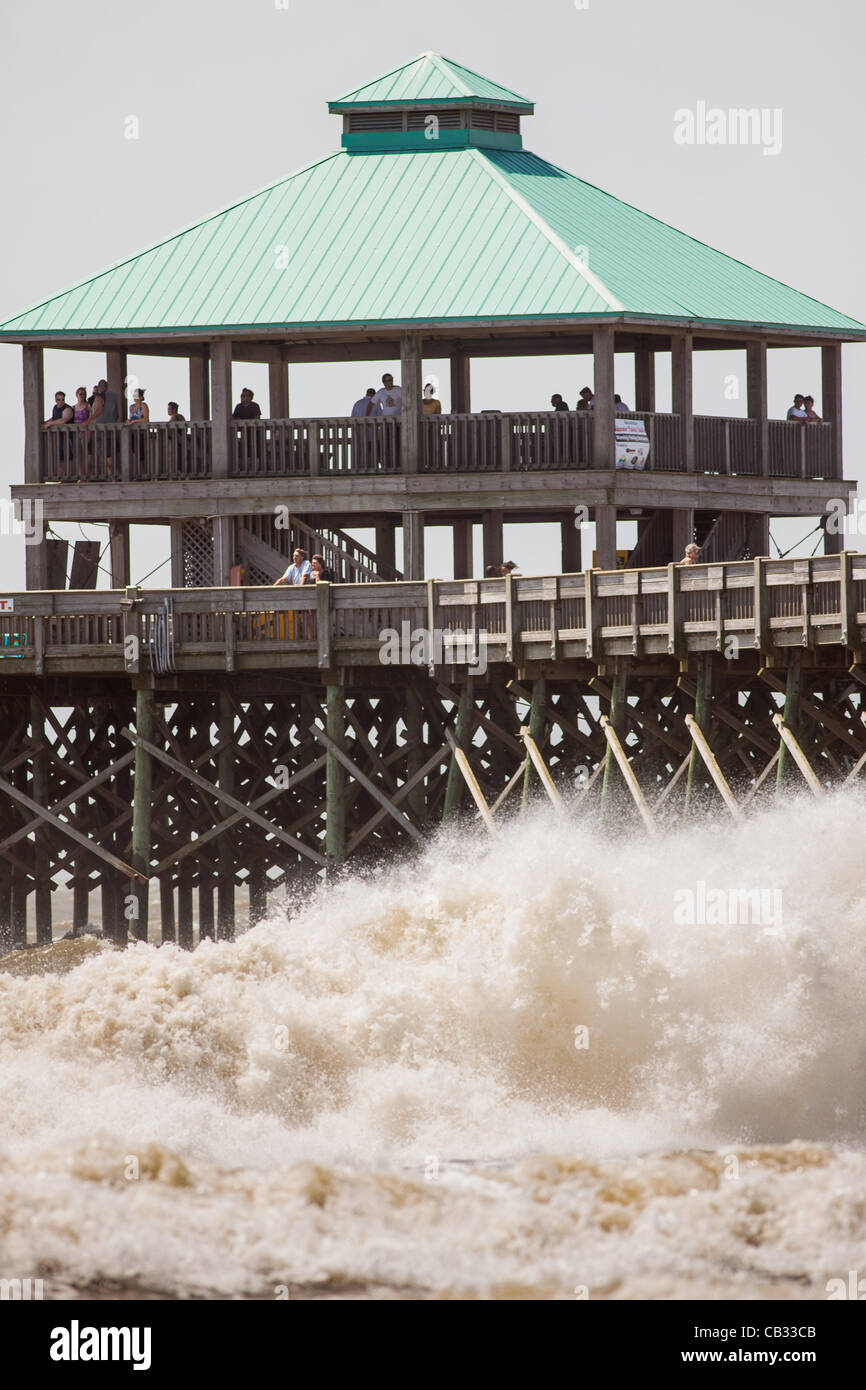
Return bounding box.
[273,548,312,585]
[786,394,808,422]
[372,373,402,417]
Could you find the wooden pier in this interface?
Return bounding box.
[1,553,865,952]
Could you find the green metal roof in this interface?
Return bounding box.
[1,53,864,341]
[329,52,534,111]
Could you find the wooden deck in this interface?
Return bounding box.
[1,552,863,681]
[38,412,838,484]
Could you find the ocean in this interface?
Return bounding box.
[1,792,864,1301]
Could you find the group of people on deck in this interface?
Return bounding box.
[550,387,632,414]
[786,394,823,423]
[272,549,335,586]
[351,373,442,418]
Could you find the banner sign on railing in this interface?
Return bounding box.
[615,419,649,470]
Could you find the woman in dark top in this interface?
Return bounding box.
[310,554,335,581]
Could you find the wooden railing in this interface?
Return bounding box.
[1,553,863,677]
[38,415,838,482]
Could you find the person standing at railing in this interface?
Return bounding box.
[614,394,632,414]
[550,393,569,412]
[44,390,75,481]
[371,373,402,417]
[421,382,441,415]
[273,548,312,586]
[803,395,823,423]
[167,401,186,423]
[786,394,808,422]
[679,543,700,565]
[232,387,261,420]
[576,386,594,411]
[351,387,378,417]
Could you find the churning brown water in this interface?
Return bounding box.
[1,794,864,1300]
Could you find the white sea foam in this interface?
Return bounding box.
[1,792,865,1297]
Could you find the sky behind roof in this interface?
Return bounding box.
[1,0,864,586]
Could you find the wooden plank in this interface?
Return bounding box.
[519,726,566,813]
[599,716,657,833]
[446,728,496,834]
[0,773,145,880]
[772,713,824,797]
[151,755,327,875]
[310,723,423,843]
[120,727,328,868]
[684,714,743,822]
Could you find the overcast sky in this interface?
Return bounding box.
[2,0,864,588]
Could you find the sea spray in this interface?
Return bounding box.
[1,791,865,1296]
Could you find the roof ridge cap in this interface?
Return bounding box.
[471,149,623,312]
[429,52,472,98]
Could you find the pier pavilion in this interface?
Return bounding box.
[4,51,865,589]
[2,53,866,951]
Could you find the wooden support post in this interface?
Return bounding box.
[600,716,657,832]
[0,873,11,954]
[325,683,346,871]
[443,681,474,822]
[177,863,194,950]
[592,326,616,468]
[671,509,694,563]
[268,353,290,419]
[671,332,695,472]
[23,343,44,484]
[375,520,397,577]
[213,515,234,587]
[160,873,176,944]
[217,691,235,939]
[23,344,48,589]
[684,714,743,822]
[29,696,52,945]
[482,510,503,571]
[400,332,422,474]
[107,349,128,422]
[446,729,496,834]
[72,858,89,937]
[561,515,582,573]
[170,521,185,588]
[594,504,617,570]
[521,677,546,805]
[453,519,473,579]
[199,878,215,941]
[130,689,153,940]
[405,685,427,825]
[775,655,802,794]
[402,510,425,580]
[249,864,268,926]
[189,352,210,420]
[520,725,566,813]
[450,352,471,414]
[109,522,130,589]
[634,346,656,412]
[821,342,843,482]
[210,338,232,478]
[601,664,627,808]
[751,513,770,559]
[685,654,712,812]
[747,340,769,477]
[772,714,824,797]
